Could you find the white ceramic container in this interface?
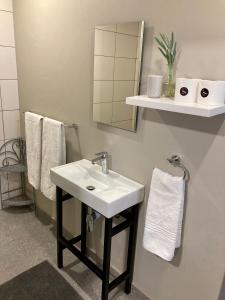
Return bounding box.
[147,75,163,98]
[197,80,225,106]
[174,78,199,103]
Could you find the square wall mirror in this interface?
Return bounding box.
[93,21,144,131]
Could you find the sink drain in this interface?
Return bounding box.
[86,185,95,191]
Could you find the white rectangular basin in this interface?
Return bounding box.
[50,159,144,218]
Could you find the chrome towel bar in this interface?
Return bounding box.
[22,110,79,129]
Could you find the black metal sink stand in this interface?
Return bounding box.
[56,186,140,300]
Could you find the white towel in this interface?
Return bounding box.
[40,117,66,200]
[143,168,185,261]
[25,112,43,189]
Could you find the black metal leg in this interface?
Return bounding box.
[81,203,87,255]
[102,217,113,300]
[55,185,140,299]
[125,204,139,294]
[56,186,63,268]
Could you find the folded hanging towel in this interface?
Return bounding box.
[25,112,43,190]
[143,168,185,261]
[41,117,66,201]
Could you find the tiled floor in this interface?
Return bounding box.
[0,207,148,300]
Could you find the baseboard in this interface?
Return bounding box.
[36,206,53,225]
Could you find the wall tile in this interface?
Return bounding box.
[0,1,21,205]
[114,58,136,80]
[3,110,20,139]
[94,56,114,80]
[93,102,112,123]
[1,80,19,109]
[112,101,134,122]
[116,22,139,36]
[94,29,115,57]
[0,11,15,46]
[93,81,113,103]
[115,33,138,58]
[0,0,12,12]
[0,47,17,79]
[113,81,135,102]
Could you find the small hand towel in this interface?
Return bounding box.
[40,117,66,201]
[25,112,43,190]
[143,168,185,261]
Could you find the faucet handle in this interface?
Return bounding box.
[95,151,108,158]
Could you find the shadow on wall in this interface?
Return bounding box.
[138,109,225,268]
[139,25,154,95]
[142,108,225,170]
[170,183,189,267]
[140,25,182,94]
[143,108,225,136]
[66,127,83,162]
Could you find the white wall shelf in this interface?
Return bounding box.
[126,95,225,117]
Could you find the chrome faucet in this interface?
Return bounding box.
[91,151,109,174]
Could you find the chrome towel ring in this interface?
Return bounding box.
[167,154,190,181]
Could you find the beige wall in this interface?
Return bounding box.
[13,1,225,299]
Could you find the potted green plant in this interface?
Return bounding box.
[155,32,177,98]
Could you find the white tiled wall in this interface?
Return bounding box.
[0,0,21,201]
[3,110,20,139]
[0,10,15,46]
[1,80,19,109]
[0,0,13,12]
[0,47,17,78]
[93,22,142,128]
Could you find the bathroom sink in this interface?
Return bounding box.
[50,159,144,218]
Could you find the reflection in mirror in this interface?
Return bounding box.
[93,21,144,131]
